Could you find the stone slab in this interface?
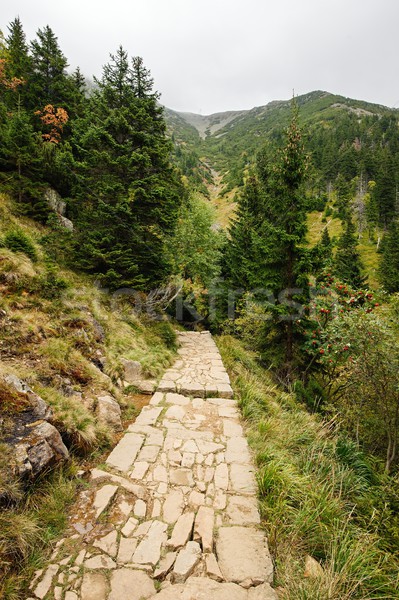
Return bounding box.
[105,434,144,472]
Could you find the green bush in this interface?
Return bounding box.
[4,230,37,262]
[152,321,177,350]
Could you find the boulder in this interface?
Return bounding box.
[120,359,142,384]
[44,188,66,216]
[96,395,122,431]
[4,374,52,420]
[14,421,69,478]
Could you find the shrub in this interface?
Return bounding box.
[4,230,37,262]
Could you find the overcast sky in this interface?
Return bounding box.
[1,0,398,115]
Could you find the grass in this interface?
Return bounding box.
[0,193,180,597]
[217,334,399,599]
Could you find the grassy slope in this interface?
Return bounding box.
[0,194,178,598]
[217,334,399,599]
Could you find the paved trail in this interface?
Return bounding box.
[29,332,276,600]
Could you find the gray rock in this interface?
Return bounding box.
[44,188,66,216]
[247,583,278,600]
[120,359,142,383]
[133,520,168,565]
[106,433,144,472]
[206,553,224,582]
[93,530,118,557]
[154,552,177,580]
[33,564,59,599]
[96,395,122,431]
[148,577,248,600]
[92,484,118,519]
[167,512,195,550]
[15,421,69,478]
[194,506,214,552]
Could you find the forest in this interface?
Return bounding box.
[1,15,399,600]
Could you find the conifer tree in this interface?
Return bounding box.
[226,101,310,366]
[72,47,183,289]
[379,219,399,292]
[334,215,366,288]
[4,17,31,108]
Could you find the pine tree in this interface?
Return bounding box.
[379,219,399,292]
[334,215,366,288]
[4,17,31,108]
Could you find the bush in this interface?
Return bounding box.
[4,230,37,262]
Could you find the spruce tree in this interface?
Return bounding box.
[334,215,366,288]
[72,47,183,289]
[4,17,31,108]
[226,102,310,366]
[379,219,399,292]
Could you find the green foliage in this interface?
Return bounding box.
[334,215,366,288]
[4,228,37,261]
[379,218,399,292]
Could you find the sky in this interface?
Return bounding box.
[1,0,398,115]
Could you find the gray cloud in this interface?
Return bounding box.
[2,0,398,114]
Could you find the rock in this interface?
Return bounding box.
[229,464,257,494]
[93,530,118,557]
[58,215,74,230]
[136,380,157,394]
[226,496,260,525]
[304,555,324,578]
[91,468,145,497]
[65,592,78,600]
[137,445,160,462]
[121,516,138,537]
[167,512,195,550]
[133,499,147,518]
[15,421,69,478]
[225,437,252,465]
[214,463,229,490]
[247,583,278,599]
[105,433,144,472]
[216,527,273,586]
[33,564,59,599]
[92,484,118,519]
[74,549,86,566]
[44,188,66,216]
[170,468,194,487]
[117,537,138,563]
[154,552,177,580]
[135,406,163,426]
[96,395,122,431]
[130,461,150,480]
[172,541,202,583]
[206,553,224,582]
[163,489,184,524]
[133,520,168,565]
[80,572,108,600]
[4,375,52,420]
[109,569,155,600]
[85,554,116,569]
[148,577,248,600]
[120,359,143,383]
[194,506,214,552]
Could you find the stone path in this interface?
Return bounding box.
[29,331,277,600]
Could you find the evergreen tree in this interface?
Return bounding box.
[226,102,310,366]
[29,26,75,111]
[334,215,366,288]
[72,47,183,289]
[4,17,31,108]
[379,219,399,292]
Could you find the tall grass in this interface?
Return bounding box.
[217,335,399,599]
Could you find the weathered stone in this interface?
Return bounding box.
[65,592,78,600]
[226,496,260,525]
[105,433,144,472]
[120,359,142,383]
[136,406,162,425]
[223,420,244,438]
[229,464,257,494]
[189,490,205,507]
[170,468,194,487]
[153,464,168,483]
[91,468,145,497]
[194,506,214,552]
[304,555,324,578]
[206,553,224,582]
[149,391,164,406]
[117,537,138,563]
[74,549,86,566]
[163,489,184,524]
[85,554,116,569]
[154,551,177,580]
[167,512,195,550]
[165,393,190,405]
[93,530,118,557]
[181,440,199,453]
[133,499,147,518]
[137,445,160,462]
[214,463,229,490]
[93,484,118,518]
[96,395,122,431]
[197,440,224,455]
[147,577,248,600]
[165,405,186,420]
[80,572,108,600]
[121,516,138,537]
[133,520,167,565]
[225,437,252,465]
[216,527,273,585]
[54,586,63,600]
[108,568,155,600]
[247,583,278,599]
[33,564,59,599]
[172,541,202,583]
[15,421,69,478]
[118,500,132,516]
[133,521,152,537]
